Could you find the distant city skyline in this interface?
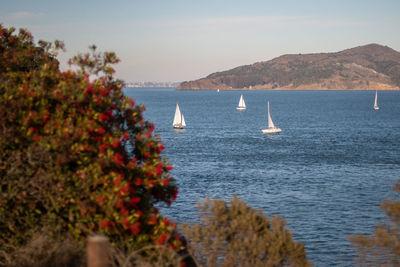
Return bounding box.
[1,0,400,82]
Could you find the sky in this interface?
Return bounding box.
[1,0,400,82]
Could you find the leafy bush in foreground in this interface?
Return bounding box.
[181,196,311,267]
[0,24,181,253]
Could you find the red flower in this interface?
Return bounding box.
[156,144,165,153]
[85,84,94,94]
[162,218,170,226]
[113,174,123,186]
[100,110,113,122]
[99,88,110,97]
[119,183,130,196]
[127,160,136,169]
[148,216,157,225]
[120,207,128,215]
[97,127,105,135]
[155,163,163,176]
[96,195,106,205]
[99,113,110,122]
[122,217,130,227]
[134,179,142,186]
[99,219,112,230]
[143,152,150,158]
[99,143,108,154]
[129,196,141,206]
[111,138,120,149]
[115,198,124,208]
[162,178,169,186]
[156,233,170,245]
[166,165,173,171]
[113,153,124,165]
[122,131,129,140]
[147,180,156,188]
[129,221,141,235]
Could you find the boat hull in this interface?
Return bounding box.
[236,107,246,110]
[374,106,379,110]
[173,124,185,129]
[261,128,282,134]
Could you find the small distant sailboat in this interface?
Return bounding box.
[236,94,246,110]
[217,89,220,92]
[261,101,282,134]
[373,90,379,110]
[173,103,186,129]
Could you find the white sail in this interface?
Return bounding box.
[267,101,275,128]
[237,95,246,110]
[374,90,379,110]
[173,103,186,128]
[239,95,246,108]
[173,104,181,126]
[261,101,281,134]
[181,114,186,127]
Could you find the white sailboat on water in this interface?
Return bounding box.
[173,103,186,129]
[373,90,379,110]
[261,101,282,134]
[236,94,246,110]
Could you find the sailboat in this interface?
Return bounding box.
[261,101,282,134]
[173,103,186,129]
[373,90,379,110]
[236,94,246,110]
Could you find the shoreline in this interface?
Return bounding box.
[175,88,400,91]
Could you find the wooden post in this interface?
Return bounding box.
[87,235,110,267]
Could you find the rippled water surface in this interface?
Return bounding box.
[125,88,400,266]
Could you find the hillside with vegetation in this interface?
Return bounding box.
[177,44,400,90]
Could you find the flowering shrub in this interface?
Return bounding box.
[0,25,181,252]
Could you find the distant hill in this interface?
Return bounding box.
[177,44,400,90]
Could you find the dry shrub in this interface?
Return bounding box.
[110,244,185,267]
[0,233,85,267]
[0,233,189,267]
[349,182,400,266]
[180,196,311,267]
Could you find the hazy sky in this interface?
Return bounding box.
[1,0,400,82]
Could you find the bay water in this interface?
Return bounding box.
[124,88,400,266]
